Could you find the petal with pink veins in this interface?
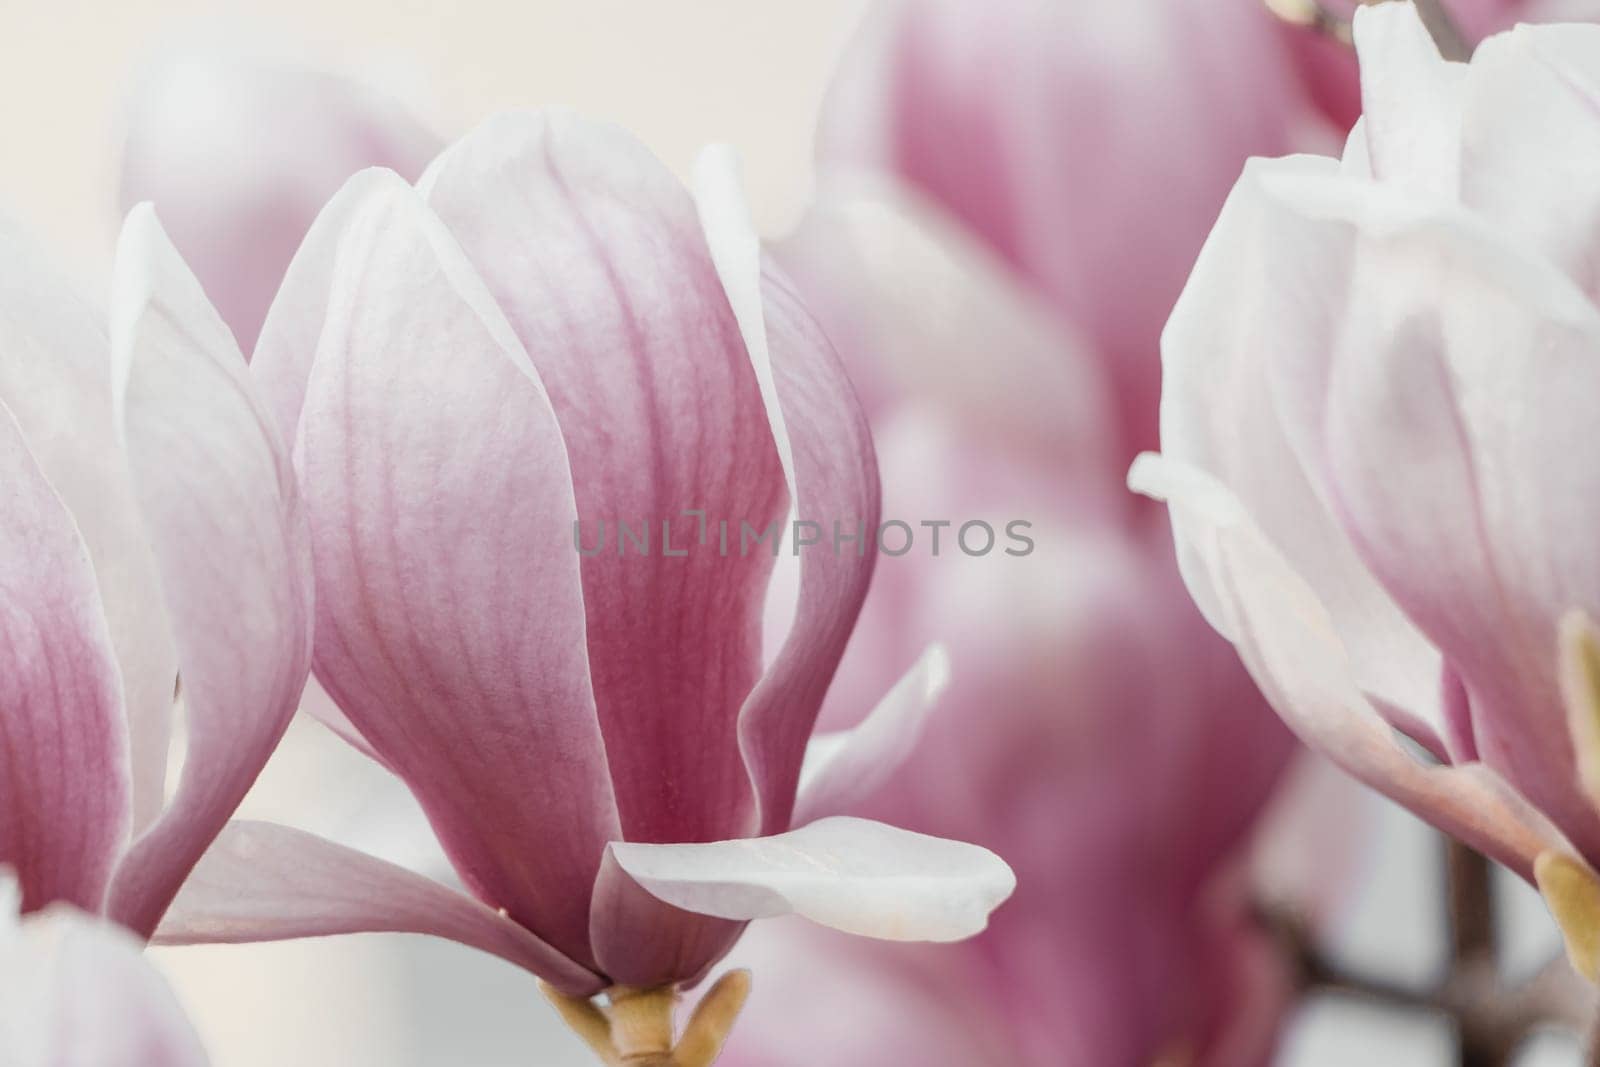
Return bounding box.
[102,206,314,938]
[294,177,618,967]
[421,115,787,846]
[0,216,177,833]
[0,403,129,914]
[152,821,603,995]
[694,145,882,837]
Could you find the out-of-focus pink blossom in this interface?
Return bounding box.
[154,112,1014,998]
[119,46,441,353]
[716,0,1322,1058]
[1134,3,1600,964]
[720,167,1297,1064]
[0,204,312,938]
[0,878,209,1067]
[817,0,1315,462]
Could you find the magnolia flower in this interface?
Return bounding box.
[1132,3,1600,976]
[0,878,209,1067]
[153,111,1014,1062]
[0,204,311,937]
[815,0,1313,462]
[119,44,440,352]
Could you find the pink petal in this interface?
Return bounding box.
[419,114,787,845]
[817,0,1306,460]
[693,147,882,836]
[102,207,314,938]
[1131,454,1576,882]
[295,177,619,966]
[0,216,177,833]
[119,45,440,352]
[152,821,602,995]
[587,851,745,989]
[1259,167,1600,859]
[0,403,128,913]
[609,816,1016,942]
[1,896,209,1067]
[773,180,1112,475]
[1159,155,1446,753]
[792,643,950,826]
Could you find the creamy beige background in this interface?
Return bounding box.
[0,0,865,278]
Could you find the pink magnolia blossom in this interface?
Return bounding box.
[815,0,1314,463]
[0,879,209,1067]
[119,46,440,353]
[1133,2,1600,969]
[0,205,312,938]
[153,112,1014,1000]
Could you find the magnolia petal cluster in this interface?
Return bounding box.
[0,205,311,937]
[1134,2,1600,949]
[0,879,208,1067]
[154,111,1014,995]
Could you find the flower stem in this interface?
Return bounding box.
[1266,834,1593,1059]
[541,970,752,1067]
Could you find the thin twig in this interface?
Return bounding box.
[1446,838,1502,1066]
[1261,836,1595,1059]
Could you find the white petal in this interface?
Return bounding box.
[1130,453,1574,882]
[0,216,177,832]
[609,816,1015,942]
[792,644,950,825]
[0,903,208,1067]
[1159,155,1445,748]
[1353,1,1466,197]
[104,205,314,937]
